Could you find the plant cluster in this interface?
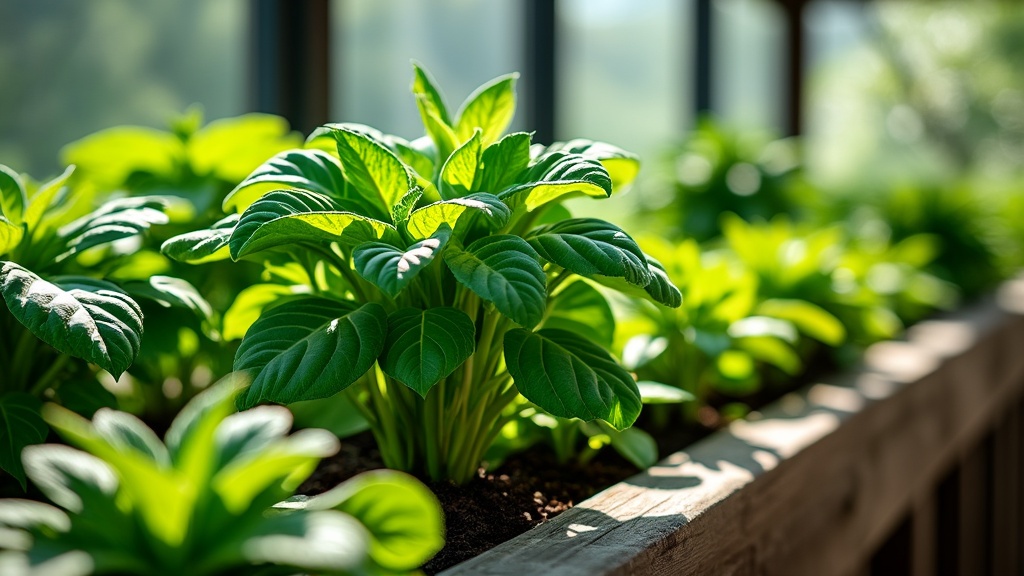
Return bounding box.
[163,65,681,483]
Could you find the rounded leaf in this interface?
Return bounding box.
[526,218,651,286]
[504,328,641,430]
[380,307,476,397]
[443,235,546,328]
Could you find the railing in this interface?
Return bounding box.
[442,278,1024,575]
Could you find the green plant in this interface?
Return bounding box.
[163,65,680,483]
[0,164,209,487]
[619,236,845,424]
[0,377,443,576]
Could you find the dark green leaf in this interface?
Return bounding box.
[444,235,546,327]
[542,280,615,348]
[57,378,118,418]
[1,265,144,378]
[454,73,517,146]
[533,139,640,190]
[405,193,510,240]
[57,197,169,261]
[354,227,450,298]
[229,189,398,259]
[0,394,47,489]
[122,276,213,325]
[222,148,348,214]
[526,218,650,285]
[478,132,532,193]
[499,151,612,212]
[234,298,387,409]
[591,255,683,308]
[504,328,641,430]
[379,307,475,397]
[161,213,239,264]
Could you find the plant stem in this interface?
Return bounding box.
[30,353,72,396]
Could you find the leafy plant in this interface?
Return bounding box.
[0,376,443,576]
[619,236,845,425]
[0,163,207,487]
[164,64,680,483]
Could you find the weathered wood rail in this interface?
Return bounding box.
[442,278,1024,575]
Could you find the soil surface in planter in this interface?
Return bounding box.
[298,432,639,573]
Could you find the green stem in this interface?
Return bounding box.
[11,327,37,389]
[30,354,72,396]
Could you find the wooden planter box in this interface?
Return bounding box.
[441,278,1024,576]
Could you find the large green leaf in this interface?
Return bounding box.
[444,235,546,327]
[57,197,169,261]
[439,130,482,199]
[541,280,615,349]
[0,394,47,489]
[187,113,300,183]
[405,192,510,240]
[379,307,475,397]
[222,149,350,214]
[0,164,27,223]
[229,189,398,259]
[353,226,450,298]
[0,265,143,378]
[0,217,23,256]
[222,283,309,341]
[526,218,650,286]
[503,328,641,430]
[59,126,179,191]
[454,73,517,146]
[478,132,532,193]
[533,139,640,191]
[161,214,239,264]
[329,127,414,218]
[499,151,612,212]
[302,469,444,572]
[234,298,387,409]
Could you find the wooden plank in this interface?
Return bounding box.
[910,488,937,576]
[992,409,1020,575]
[441,279,1024,576]
[957,441,990,576]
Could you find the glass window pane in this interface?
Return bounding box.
[712,0,786,132]
[333,0,523,139]
[557,0,689,163]
[0,0,248,177]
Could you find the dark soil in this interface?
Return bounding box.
[298,432,638,574]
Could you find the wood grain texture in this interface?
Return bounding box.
[441,279,1024,576]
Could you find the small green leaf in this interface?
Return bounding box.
[121,276,213,326]
[637,381,695,404]
[234,298,388,409]
[440,130,482,199]
[354,227,451,298]
[57,197,169,261]
[499,151,612,212]
[591,422,659,469]
[0,164,27,223]
[478,132,532,193]
[0,216,23,256]
[444,235,546,327]
[411,63,456,160]
[1,265,143,378]
[288,393,370,439]
[380,307,475,397]
[454,73,518,146]
[303,469,444,572]
[330,127,414,219]
[0,394,47,489]
[23,166,74,231]
[161,213,239,264]
[735,336,802,375]
[229,190,398,259]
[542,280,615,349]
[504,328,641,430]
[533,139,641,191]
[222,149,353,214]
[757,298,846,346]
[405,192,510,240]
[527,218,650,286]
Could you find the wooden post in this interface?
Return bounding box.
[958,441,990,575]
[910,489,937,576]
[992,409,1020,575]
